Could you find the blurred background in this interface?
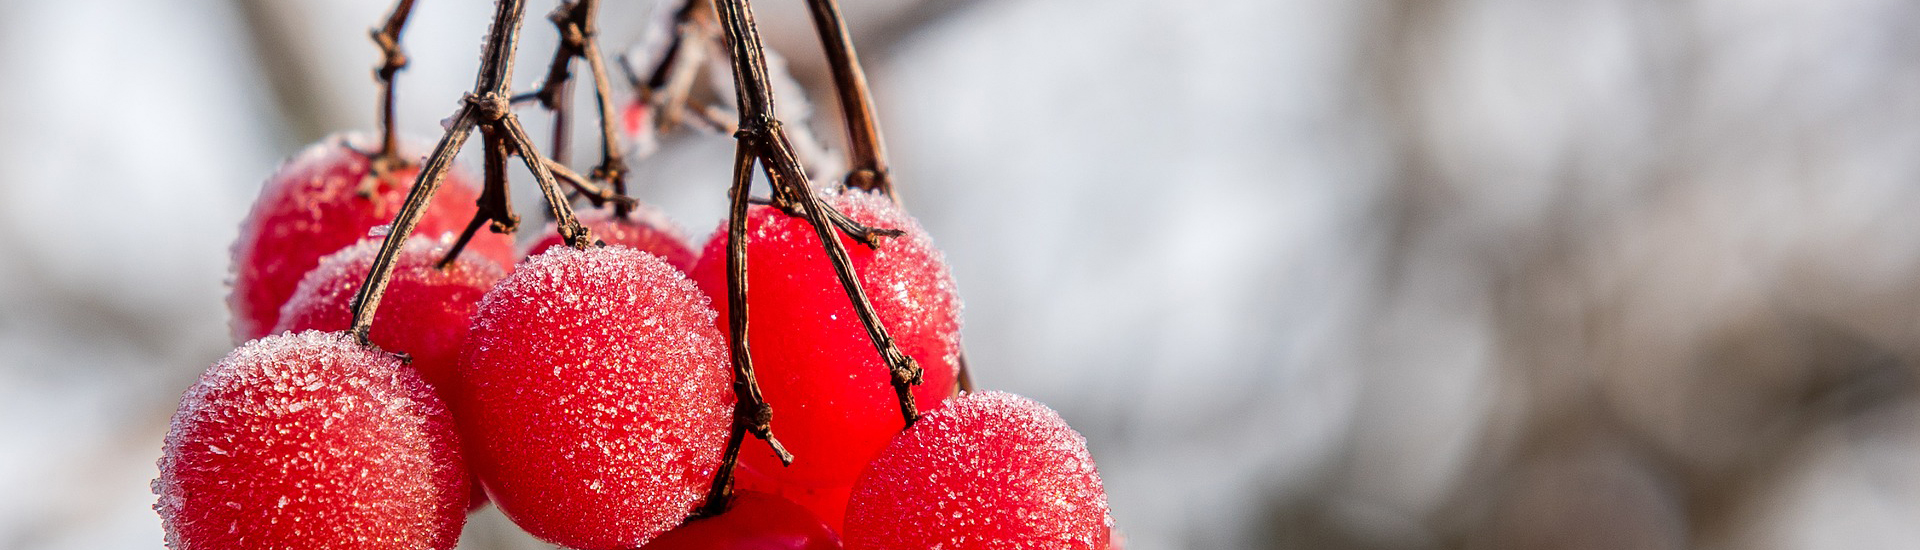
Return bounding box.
[6,0,1920,548]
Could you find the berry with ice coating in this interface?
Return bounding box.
[155,330,469,550]
[456,246,734,549]
[689,188,961,494]
[842,391,1110,550]
[524,205,698,273]
[272,235,504,401]
[639,491,843,550]
[228,132,515,342]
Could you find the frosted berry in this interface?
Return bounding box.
[456,246,734,549]
[272,235,504,401]
[843,391,1110,550]
[155,330,468,550]
[525,205,698,273]
[229,133,515,342]
[689,189,961,493]
[639,491,843,550]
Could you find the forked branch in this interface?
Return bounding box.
[711,0,923,424]
[349,0,593,342]
[701,143,794,517]
[531,0,634,216]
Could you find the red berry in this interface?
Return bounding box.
[842,391,1110,550]
[525,205,699,273]
[229,133,515,342]
[639,491,843,550]
[272,235,504,401]
[456,246,734,549]
[735,462,854,534]
[689,189,961,493]
[155,330,468,550]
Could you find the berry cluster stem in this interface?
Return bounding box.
[803,0,893,200]
[530,0,634,217]
[702,0,925,515]
[369,0,417,173]
[702,142,793,517]
[350,0,593,343]
[711,0,924,433]
[630,0,717,135]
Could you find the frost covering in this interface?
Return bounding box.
[155,330,468,550]
[456,245,733,550]
[844,391,1110,550]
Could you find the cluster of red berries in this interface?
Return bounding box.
[154,134,1116,549]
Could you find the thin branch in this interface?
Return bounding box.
[533,2,585,109]
[758,187,901,247]
[712,0,924,426]
[579,14,631,214]
[349,105,479,342]
[532,0,632,217]
[351,0,594,340]
[370,0,418,168]
[549,79,573,167]
[804,0,893,199]
[500,114,593,248]
[544,157,637,210]
[701,143,793,517]
[438,125,520,269]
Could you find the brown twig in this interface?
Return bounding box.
[544,157,637,210]
[531,0,633,217]
[713,0,923,423]
[549,79,573,167]
[367,0,418,183]
[437,125,520,269]
[350,0,592,342]
[701,143,794,518]
[804,0,893,199]
[624,0,726,137]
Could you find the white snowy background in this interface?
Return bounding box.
[7,0,1920,548]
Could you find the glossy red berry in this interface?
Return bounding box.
[842,391,1110,550]
[456,245,734,550]
[524,205,698,273]
[689,189,961,494]
[639,491,843,550]
[734,462,855,534]
[229,133,515,342]
[272,235,504,401]
[155,330,469,550]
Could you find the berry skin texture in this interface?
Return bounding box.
[689,189,962,493]
[456,246,734,550]
[842,391,1110,550]
[639,491,843,550]
[155,330,469,550]
[272,235,505,401]
[735,463,855,534]
[229,132,515,343]
[525,205,699,273]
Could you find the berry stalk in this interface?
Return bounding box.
[703,143,794,517]
[710,0,924,425]
[437,125,519,269]
[350,0,594,343]
[369,0,417,173]
[532,0,633,216]
[803,0,893,200]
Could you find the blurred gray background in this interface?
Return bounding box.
[6,0,1920,548]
